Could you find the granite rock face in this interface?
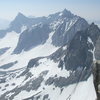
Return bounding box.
[52,17,88,46]
[93,62,100,100]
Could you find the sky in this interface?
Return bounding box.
[0,0,100,21]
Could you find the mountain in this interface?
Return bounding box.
[0,9,100,100]
[0,12,46,38]
[13,9,88,54]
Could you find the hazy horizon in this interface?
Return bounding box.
[0,0,100,21]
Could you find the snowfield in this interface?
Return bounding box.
[0,56,97,100]
[0,31,58,71]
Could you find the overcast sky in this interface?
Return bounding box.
[0,0,100,21]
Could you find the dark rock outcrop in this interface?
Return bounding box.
[0,61,18,69]
[93,61,100,100]
[0,47,10,55]
[13,24,51,54]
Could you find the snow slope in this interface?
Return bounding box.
[0,57,97,100]
[0,31,58,71]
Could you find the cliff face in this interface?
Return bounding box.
[88,23,100,100]
[93,61,100,100]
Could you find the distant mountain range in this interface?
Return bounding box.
[0,18,10,29]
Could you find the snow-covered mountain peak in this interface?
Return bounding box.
[48,9,74,21]
[0,9,100,100]
[11,12,28,25]
[17,12,26,18]
[13,12,28,22]
[60,9,74,18]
